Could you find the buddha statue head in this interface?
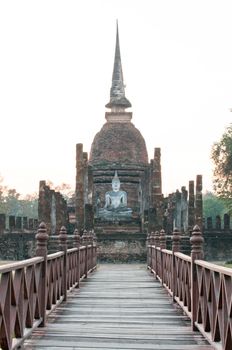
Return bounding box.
[112,171,120,192]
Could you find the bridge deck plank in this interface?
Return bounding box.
[23,264,215,350]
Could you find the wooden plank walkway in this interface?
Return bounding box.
[23,264,214,350]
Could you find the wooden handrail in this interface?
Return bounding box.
[195,259,232,276]
[0,257,43,273]
[0,222,98,350]
[147,226,232,350]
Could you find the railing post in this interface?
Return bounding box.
[59,226,68,301]
[74,228,81,288]
[160,229,166,249]
[82,230,88,278]
[88,230,93,270]
[159,229,166,283]
[190,225,204,331]
[172,227,180,302]
[93,230,97,268]
[154,231,160,279]
[149,232,155,270]
[146,232,151,268]
[35,222,48,327]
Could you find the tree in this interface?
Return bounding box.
[203,191,227,219]
[0,175,38,218]
[211,124,232,211]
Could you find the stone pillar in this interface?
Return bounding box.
[0,214,6,233]
[34,219,38,229]
[23,217,28,229]
[174,190,181,230]
[181,186,188,233]
[195,175,203,231]
[38,180,52,234]
[83,152,88,205]
[50,190,56,235]
[29,218,34,230]
[55,192,62,233]
[188,180,195,232]
[16,217,22,230]
[152,148,162,201]
[88,165,93,205]
[207,217,213,230]
[149,148,163,231]
[215,215,221,230]
[165,194,174,234]
[9,216,16,231]
[148,207,156,232]
[75,144,84,232]
[84,204,94,231]
[224,214,230,230]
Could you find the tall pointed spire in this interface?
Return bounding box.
[105,21,132,110]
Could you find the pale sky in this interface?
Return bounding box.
[0,0,232,197]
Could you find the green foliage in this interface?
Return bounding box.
[203,192,227,219]
[0,176,38,218]
[211,124,232,199]
[211,124,232,214]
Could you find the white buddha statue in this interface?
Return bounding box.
[105,171,127,210]
[98,171,132,219]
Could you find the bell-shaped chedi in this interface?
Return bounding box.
[89,22,148,167]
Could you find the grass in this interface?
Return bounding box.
[224,263,232,268]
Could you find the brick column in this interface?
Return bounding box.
[16,217,22,230]
[188,180,195,232]
[9,216,16,232]
[28,218,34,230]
[38,181,52,234]
[88,165,93,205]
[195,175,203,231]
[75,144,84,232]
[0,214,6,233]
[84,204,94,231]
[23,217,28,229]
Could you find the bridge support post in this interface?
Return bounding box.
[154,231,160,279]
[74,229,81,288]
[82,230,88,278]
[159,229,166,284]
[146,232,151,268]
[172,228,180,302]
[35,222,48,327]
[90,231,94,270]
[190,225,204,331]
[59,226,68,301]
[93,231,97,268]
[149,232,155,272]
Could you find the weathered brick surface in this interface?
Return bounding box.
[96,232,147,262]
[89,122,148,166]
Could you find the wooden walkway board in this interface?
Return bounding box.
[23,264,214,350]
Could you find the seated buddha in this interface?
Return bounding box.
[98,171,132,219]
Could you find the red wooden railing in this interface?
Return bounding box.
[0,223,97,350]
[147,226,232,350]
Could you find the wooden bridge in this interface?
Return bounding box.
[0,224,231,350]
